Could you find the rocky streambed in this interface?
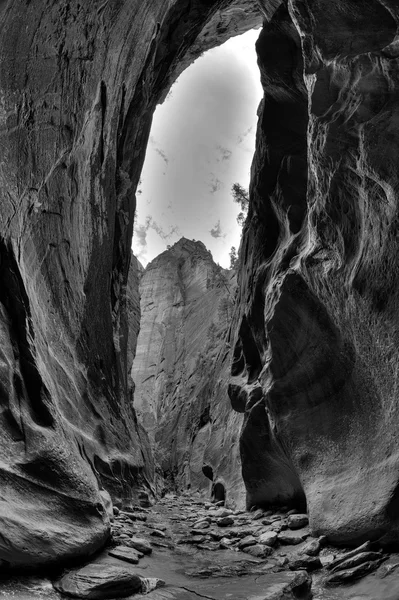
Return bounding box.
[2,494,399,600]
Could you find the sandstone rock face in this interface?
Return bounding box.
[132,239,243,504]
[0,0,262,568]
[1,0,399,570]
[230,0,399,545]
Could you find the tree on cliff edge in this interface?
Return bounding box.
[229,183,249,269]
[232,183,249,226]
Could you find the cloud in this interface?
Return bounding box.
[210,220,224,239]
[149,136,169,165]
[135,223,148,247]
[133,221,149,261]
[237,126,253,144]
[147,216,179,241]
[216,145,232,162]
[134,216,180,256]
[154,147,169,165]
[209,175,223,194]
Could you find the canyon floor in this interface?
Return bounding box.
[2,494,399,600]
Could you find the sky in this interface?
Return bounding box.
[132,29,263,269]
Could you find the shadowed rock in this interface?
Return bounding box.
[229,0,399,547]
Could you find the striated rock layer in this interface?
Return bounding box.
[0,0,262,568]
[230,0,399,546]
[132,239,243,505]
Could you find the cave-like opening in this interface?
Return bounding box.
[130,29,263,505]
[212,481,226,503]
[132,29,262,270]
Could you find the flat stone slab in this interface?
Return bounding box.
[108,546,141,564]
[53,562,142,598]
[190,571,310,600]
[130,571,311,600]
[278,529,310,545]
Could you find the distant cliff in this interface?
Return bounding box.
[131,239,244,504]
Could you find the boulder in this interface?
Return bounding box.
[53,563,142,599]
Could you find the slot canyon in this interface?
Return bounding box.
[1,0,399,598]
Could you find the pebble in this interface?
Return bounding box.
[251,509,265,520]
[140,577,165,593]
[259,531,278,547]
[270,521,285,533]
[287,514,309,530]
[178,535,206,545]
[278,530,309,545]
[289,555,323,572]
[108,546,141,564]
[238,535,257,549]
[212,508,234,518]
[150,529,166,538]
[208,530,224,541]
[190,528,209,536]
[192,520,210,529]
[301,538,321,556]
[244,544,273,559]
[229,527,258,539]
[104,496,388,595]
[129,537,152,555]
[217,516,235,527]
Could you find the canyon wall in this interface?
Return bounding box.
[1,0,399,571]
[0,0,262,569]
[230,0,399,546]
[131,239,243,505]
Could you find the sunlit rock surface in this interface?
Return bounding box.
[132,239,243,505]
